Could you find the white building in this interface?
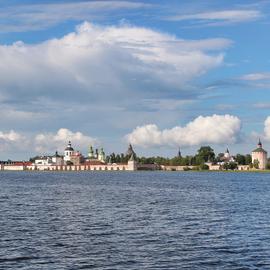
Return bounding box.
[127,153,137,171]
[64,141,74,162]
[35,156,52,165]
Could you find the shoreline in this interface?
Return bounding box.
[1,169,270,173]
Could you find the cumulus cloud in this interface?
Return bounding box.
[34,128,98,153]
[126,114,241,147]
[168,9,262,26]
[0,130,28,153]
[0,130,22,142]
[0,127,99,158]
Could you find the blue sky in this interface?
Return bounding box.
[0,0,270,159]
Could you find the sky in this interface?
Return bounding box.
[0,0,270,159]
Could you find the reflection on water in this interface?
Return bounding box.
[1,171,270,269]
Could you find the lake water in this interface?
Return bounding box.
[1,171,270,269]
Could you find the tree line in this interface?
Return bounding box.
[107,146,256,167]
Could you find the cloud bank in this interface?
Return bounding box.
[126,114,242,147]
[0,22,234,158]
[0,130,27,153]
[0,21,231,133]
[0,21,228,105]
[35,128,98,153]
[0,128,97,156]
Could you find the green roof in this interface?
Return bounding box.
[252,147,267,153]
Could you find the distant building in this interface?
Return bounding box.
[126,143,135,157]
[64,141,74,162]
[218,148,235,164]
[224,148,230,159]
[0,141,138,171]
[88,145,95,159]
[70,151,84,165]
[34,156,52,166]
[52,151,64,165]
[98,148,106,163]
[127,153,137,171]
[252,139,267,170]
[87,145,106,163]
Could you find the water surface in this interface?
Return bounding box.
[1,171,270,269]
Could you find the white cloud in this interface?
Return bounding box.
[0,21,229,106]
[0,128,99,157]
[240,72,270,81]
[34,128,98,153]
[168,9,262,25]
[126,114,241,147]
[0,130,22,142]
[0,22,232,158]
[0,130,29,153]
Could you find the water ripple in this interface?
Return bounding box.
[1,171,270,269]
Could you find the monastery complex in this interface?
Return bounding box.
[0,142,137,172]
[0,140,268,171]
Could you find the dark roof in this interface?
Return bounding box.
[129,153,135,161]
[126,144,135,156]
[54,151,61,157]
[252,147,267,153]
[65,141,74,151]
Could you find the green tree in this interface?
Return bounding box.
[235,154,246,165]
[195,146,215,164]
[253,159,259,169]
[223,162,238,170]
[200,164,209,170]
[245,154,252,165]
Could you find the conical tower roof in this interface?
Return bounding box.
[129,153,135,161]
[126,143,135,156]
[252,139,267,153]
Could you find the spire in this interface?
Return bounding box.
[258,138,262,148]
[226,148,229,154]
[126,143,135,156]
[177,147,181,158]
